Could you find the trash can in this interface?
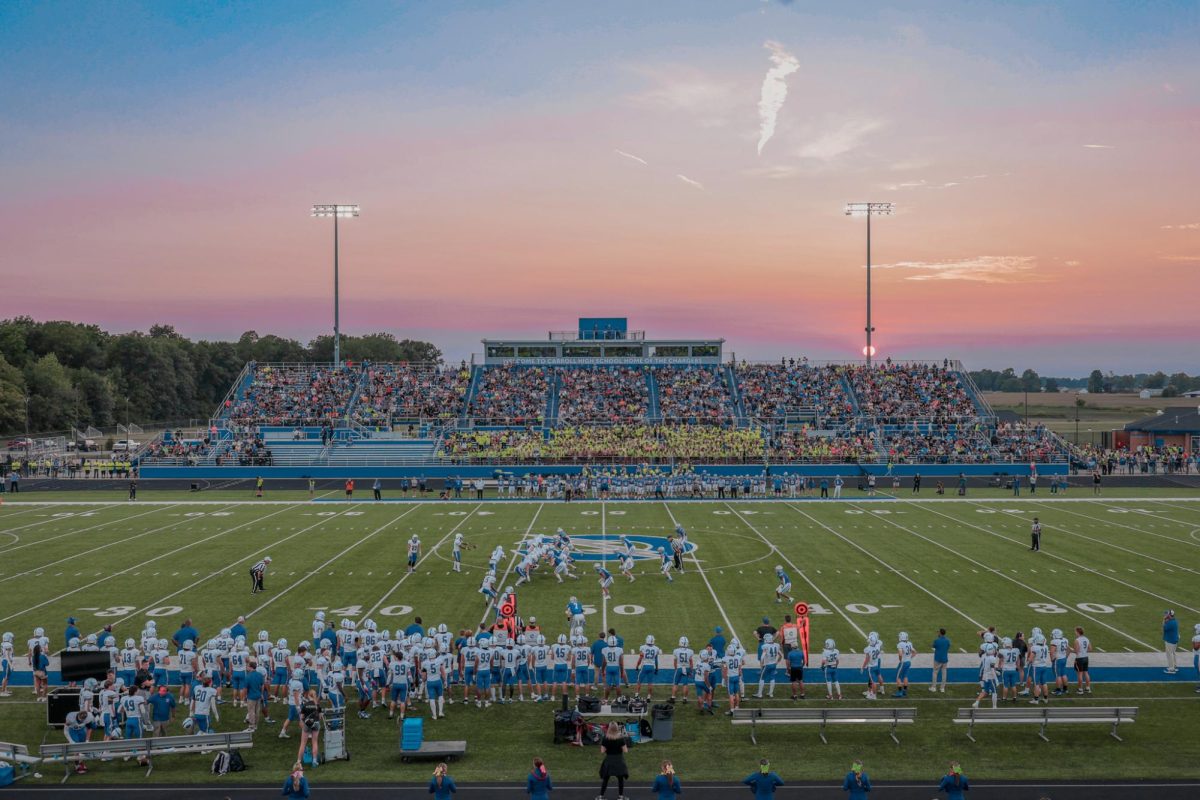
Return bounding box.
[650,703,674,742]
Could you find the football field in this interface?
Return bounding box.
[2,492,1199,784]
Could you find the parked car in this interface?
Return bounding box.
[73,439,99,452]
[111,440,141,453]
[6,438,32,450]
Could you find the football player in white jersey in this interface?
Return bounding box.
[973,648,999,709]
[656,548,674,583]
[998,637,1020,703]
[407,534,422,574]
[178,640,198,701]
[722,641,744,715]
[893,632,916,698]
[452,532,466,573]
[635,635,661,699]
[1049,628,1071,696]
[756,634,782,699]
[671,637,694,701]
[619,553,636,583]
[1191,623,1200,693]
[1072,626,1092,694]
[860,632,882,701]
[820,639,842,700]
[311,611,326,642]
[1028,632,1052,704]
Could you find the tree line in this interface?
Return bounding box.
[969,367,1200,396]
[0,318,440,436]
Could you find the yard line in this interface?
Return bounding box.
[787,504,986,630]
[0,507,86,537]
[0,504,50,521]
[915,502,1200,615]
[846,503,1157,651]
[366,503,484,620]
[1046,502,1200,549]
[480,504,544,626]
[98,508,363,634]
[1012,504,1200,574]
[0,504,303,625]
[0,505,174,556]
[0,505,196,584]
[724,503,866,639]
[243,505,424,619]
[600,502,608,631]
[662,502,739,642]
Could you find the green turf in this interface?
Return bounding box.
[1,495,1198,784]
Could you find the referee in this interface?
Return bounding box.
[1029,518,1041,552]
[250,556,272,594]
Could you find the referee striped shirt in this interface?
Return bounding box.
[251,560,268,574]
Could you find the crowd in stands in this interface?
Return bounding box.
[655,367,734,425]
[555,366,648,423]
[439,424,764,462]
[469,366,548,425]
[766,429,874,462]
[228,364,358,426]
[353,363,470,426]
[846,361,977,422]
[1071,443,1199,475]
[989,422,1068,464]
[878,424,994,464]
[736,361,855,423]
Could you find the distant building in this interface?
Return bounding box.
[1118,406,1200,452]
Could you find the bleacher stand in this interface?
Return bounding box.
[228,364,358,426]
[846,361,976,422]
[469,366,549,425]
[353,363,470,427]
[655,367,735,425]
[737,362,855,424]
[556,366,648,423]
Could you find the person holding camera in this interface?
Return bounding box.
[652,760,682,798]
[938,761,969,799]
[526,756,553,799]
[842,759,872,799]
[281,762,310,798]
[429,762,457,799]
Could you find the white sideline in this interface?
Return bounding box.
[724,503,868,639]
[661,502,739,642]
[789,503,987,630]
[0,496,1198,506]
[842,502,1158,651]
[364,503,484,620]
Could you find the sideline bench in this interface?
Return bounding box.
[399,741,467,762]
[954,706,1138,743]
[730,707,917,745]
[0,741,41,781]
[39,730,254,783]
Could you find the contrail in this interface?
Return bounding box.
[614,149,648,165]
[676,174,704,190]
[756,40,799,156]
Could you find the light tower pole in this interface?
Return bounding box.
[845,202,893,365]
[311,204,360,365]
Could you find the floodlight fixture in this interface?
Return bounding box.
[844,201,894,366]
[311,204,360,365]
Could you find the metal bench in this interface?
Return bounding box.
[730,706,917,745]
[39,730,254,783]
[954,706,1138,743]
[399,740,467,762]
[0,741,40,781]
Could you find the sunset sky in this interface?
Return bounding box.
[2,1,1197,373]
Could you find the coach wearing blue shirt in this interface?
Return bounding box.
[931,628,951,692]
[173,619,200,650]
[64,617,80,648]
[1164,610,1180,674]
[230,616,248,642]
[709,627,726,659]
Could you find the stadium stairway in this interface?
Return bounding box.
[840,373,862,416]
[955,365,995,419]
[341,367,370,421]
[461,366,483,422]
[545,370,561,424]
[725,364,749,427]
[645,369,662,423]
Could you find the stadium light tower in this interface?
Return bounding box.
[845,202,894,366]
[311,204,360,365]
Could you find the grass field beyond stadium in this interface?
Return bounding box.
[1,492,1199,784]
